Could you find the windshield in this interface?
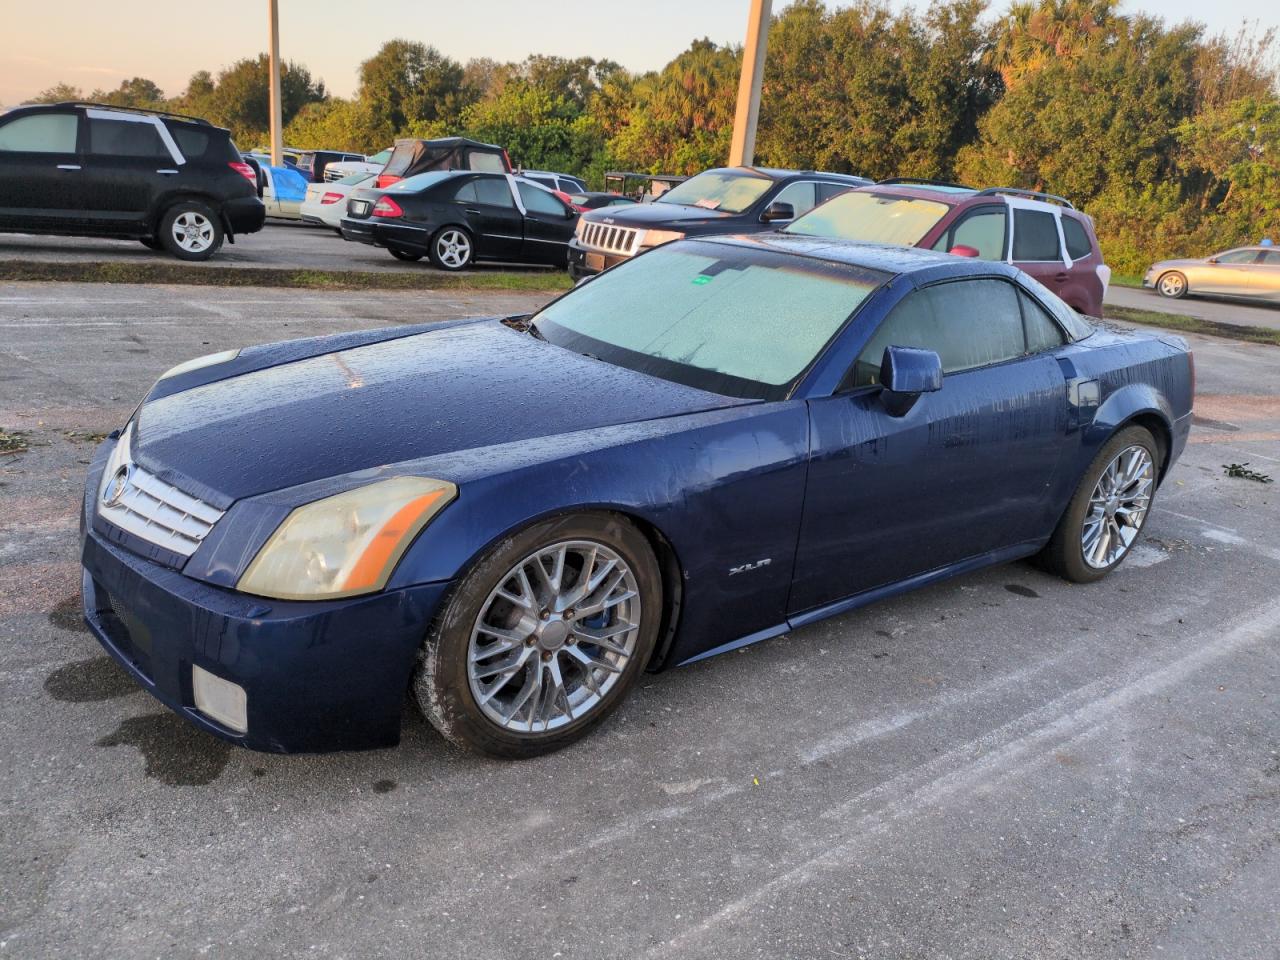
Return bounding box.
[337,172,373,186]
[369,149,392,164]
[656,171,773,214]
[787,191,951,246]
[388,171,461,192]
[533,241,885,400]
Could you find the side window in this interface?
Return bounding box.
[474,177,515,208]
[770,181,818,217]
[1217,249,1258,264]
[817,181,852,202]
[1260,250,1280,265]
[87,119,169,159]
[468,151,507,173]
[452,180,479,203]
[1018,290,1066,353]
[932,206,1006,260]
[518,181,568,216]
[850,279,1026,387]
[0,112,78,153]
[1061,216,1093,260]
[1011,209,1063,262]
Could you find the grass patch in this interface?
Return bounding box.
[1109,273,1144,288]
[1104,305,1280,346]
[0,428,31,455]
[63,430,110,444]
[0,260,574,293]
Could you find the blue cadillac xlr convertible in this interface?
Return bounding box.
[80,236,1193,757]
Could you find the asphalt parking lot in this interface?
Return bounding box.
[2,282,1279,959]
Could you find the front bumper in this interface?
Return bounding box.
[567,238,632,280]
[81,528,450,753]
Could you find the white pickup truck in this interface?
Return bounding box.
[322,147,392,182]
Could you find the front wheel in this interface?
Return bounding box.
[158,202,224,261]
[1040,425,1159,583]
[428,226,474,271]
[415,513,662,758]
[1157,271,1187,299]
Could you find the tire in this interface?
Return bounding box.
[1157,271,1187,299]
[139,237,163,251]
[428,226,475,271]
[1040,425,1160,583]
[415,512,662,758]
[158,201,224,261]
[388,246,424,262]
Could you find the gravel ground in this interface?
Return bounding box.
[1,282,1278,960]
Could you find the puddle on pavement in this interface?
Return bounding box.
[95,713,231,786]
[48,596,88,633]
[373,779,397,794]
[44,656,138,702]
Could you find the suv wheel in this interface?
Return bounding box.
[159,201,224,261]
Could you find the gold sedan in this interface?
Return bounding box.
[1145,246,1280,301]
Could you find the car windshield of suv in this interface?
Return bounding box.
[787,191,951,246]
[655,171,774,214]
[533,241,885,400]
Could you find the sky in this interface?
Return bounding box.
[0,0,1273,106]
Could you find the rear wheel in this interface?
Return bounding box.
[415,513,661,758]
[158,201,223,261]
[1041,425,1159,583]
[388,246,424,262]
[1157,271,1187,299]
[429,226,474,271]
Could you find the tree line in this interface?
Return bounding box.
[29,0,1278,274]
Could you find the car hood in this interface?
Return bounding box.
[583,202,735,229]
[130,319,740,504]
[1149,258,1205,271]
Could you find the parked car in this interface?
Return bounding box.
[341,171,577,270]
[295,149,367,184]
[300,172,374,231]
[323,147,392,182]
[519,169,588,195]
[1144,245,1280,301]
[375,137,511,189]
[79,234,1192,758]
[786,179,1110,317]
[567,166,870,279]
[243,154,309,220]
[0,102,264,260]
[567,191,639,211]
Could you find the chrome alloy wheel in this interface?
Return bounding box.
[1158,272,1186,297]
[171,211,215,253]
[467,540,642,733]
[1082,444,1154,569]
[435,229,471,269]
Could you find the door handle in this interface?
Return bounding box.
[56,164,81,171]
[465,208,481,214]
[1054,272,1069,282]
[156,169,179,175]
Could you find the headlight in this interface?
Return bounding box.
[158,349,240,380]
[640,229,685,248]
[237,476,457,600]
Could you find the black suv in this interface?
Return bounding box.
[0,102,265,260]
[567,166,870,279]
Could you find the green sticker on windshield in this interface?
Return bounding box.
[692,275,713,286]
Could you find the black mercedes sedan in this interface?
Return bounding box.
[566,166,871,280]
[341,171,578,270]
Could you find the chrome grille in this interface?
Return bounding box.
[97,424,223,558]
[579,221,640,256]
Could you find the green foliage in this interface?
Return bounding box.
[174,55,326,144]
[89,77,166,108]
[357,40,472,144]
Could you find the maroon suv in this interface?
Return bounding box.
[785,179,1110,317]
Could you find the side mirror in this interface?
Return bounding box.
[762,201,795,223]
[949,244,980,258]
[879,346,942,416]
[1206,257,1218,264]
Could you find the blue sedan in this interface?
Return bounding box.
[79,236,1194,757]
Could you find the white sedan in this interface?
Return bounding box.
[300,173,376,231]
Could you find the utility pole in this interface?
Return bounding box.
[728,0,772,168]
[268,0,284,166]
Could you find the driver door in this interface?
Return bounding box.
[789,277,1070,615]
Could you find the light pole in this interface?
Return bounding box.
[728,0,772,168]
[268,0,284,166]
